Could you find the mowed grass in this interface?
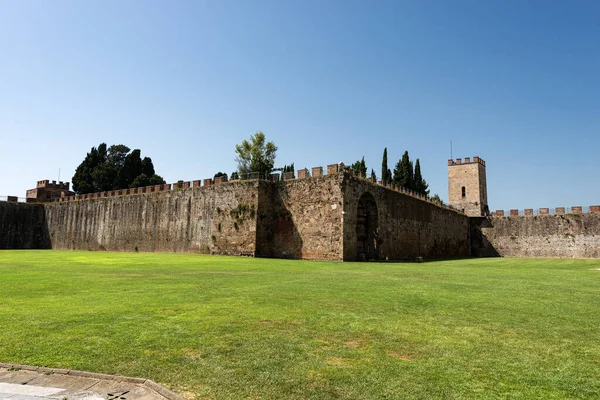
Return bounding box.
[0,252,599,399]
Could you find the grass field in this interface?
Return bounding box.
[0,251,599,399]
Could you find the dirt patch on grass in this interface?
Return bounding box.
[180,391,197,400]
[327,357,352,366]
[182,348,202,360]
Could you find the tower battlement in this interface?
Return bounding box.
[448,156,486,167]
[27,180,73,203]
[36,180,71,190]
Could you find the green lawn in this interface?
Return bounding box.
[0,251,599,399]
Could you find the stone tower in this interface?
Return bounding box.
[448,156,488,216]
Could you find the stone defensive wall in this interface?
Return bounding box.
[6,164,600,259]
[471,207,600,258]
[1,162,469,260]
[342,173,470,260]
[45,179,261,255]
[0,201,50,249]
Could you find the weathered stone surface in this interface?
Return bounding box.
[471,214,600,258]
[0,202,50,249]
[45,181,260,256]
[6,174,473,260]
[256,174,344,259]
[343,176,470,260]
[11,171,600,260]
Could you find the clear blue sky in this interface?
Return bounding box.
[1,0,598,211]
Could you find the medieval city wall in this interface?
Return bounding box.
[256,174,345,259]
[44,181,260,255]
[471,213,600,258]
[342,176,470,261]
[0,201,50,249]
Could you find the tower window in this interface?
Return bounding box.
[461,186,466,197]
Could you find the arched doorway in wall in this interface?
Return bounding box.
[356,192,379,261]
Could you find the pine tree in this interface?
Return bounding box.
[370,169,377,181]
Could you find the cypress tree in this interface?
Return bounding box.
[414,159,429,196]
[381,148,389,184]
[351,156,367,177]
[393,151,413,189]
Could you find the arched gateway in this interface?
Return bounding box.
[356,192,379,261]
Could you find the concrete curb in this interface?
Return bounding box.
[0,362,185,400]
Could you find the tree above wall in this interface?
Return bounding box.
[234,131,278,179]
[72,143,165,194]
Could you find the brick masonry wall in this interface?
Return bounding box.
[471,214,600,258]
[44,181,261,255]
[343,176,470,260]
[0,202,50,249]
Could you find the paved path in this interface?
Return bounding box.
[0,366,183,400]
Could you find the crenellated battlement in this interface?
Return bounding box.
[491,205,600,217]
[36,180,71,190]
[448,156,486,167]
[52,162,457,214]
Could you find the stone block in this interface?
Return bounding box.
[145,186,154,193]
[524,209,533,216]
[456,158,462,164]
[173,181,183,190]
[510,209,519,216]
[182,181,191,189]
[121,189,128,196]
[128,188,136,195]
[572,206,582,214]
[155,184,162,192]
[327,164,339,175]
[556,207,565,215]
[93,193,99,199]
[192,180,201,188]
[214,176,227,184]
[203,179,213,186]
[283,172,294,180]
[312,167,323,177]
[495,210,505,216]
[270,173,280,182]
[162,184,171,191]
[590,205,600,213]
[465,157,471,163]
[539,208,549,215]
[7,196,18,202]
[136,187,144,194]
[297,168,309,179]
